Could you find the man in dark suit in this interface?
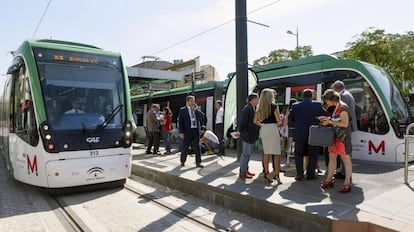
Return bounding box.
[289,89,326,180]
[238,93,260,178]
[178,95,205,168]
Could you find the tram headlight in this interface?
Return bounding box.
[45,134,52,140]
[123,120,133,148]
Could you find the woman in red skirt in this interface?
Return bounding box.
[319,89,353,193]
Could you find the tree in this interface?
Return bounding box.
[253,46,313,66]
[344,28,414,95]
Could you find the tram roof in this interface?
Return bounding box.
[245,54,382,84]
[250,54,339,74]
[131,81,216,101]
[224,55,342,81]
[23,39,121,57]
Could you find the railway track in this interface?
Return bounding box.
[124,178,222,232]
[47,193,90,232]
[42,177,224,232]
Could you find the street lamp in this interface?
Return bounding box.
[286,26,299,50]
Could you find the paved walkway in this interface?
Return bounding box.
[131,143,414,232]
[0,156,67,231]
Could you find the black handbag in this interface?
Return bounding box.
[308,125,334,147]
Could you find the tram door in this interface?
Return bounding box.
[281,84,322,105]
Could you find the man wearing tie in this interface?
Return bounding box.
[178,95,204,168]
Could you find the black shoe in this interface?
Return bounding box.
[272,174,282,184]
[145,151,152,154]
[181,162,185,167]
[295,175,304,181]
[334,173,346,179]
[153,152,161,155]
[196,164,204,168]
[264,172,273,183]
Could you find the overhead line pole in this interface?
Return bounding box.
[235,0,248,159]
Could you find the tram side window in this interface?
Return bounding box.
[349,79,389,134]
[12,63,39,146]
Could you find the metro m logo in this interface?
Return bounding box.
[26,154,38,176]
[368,140,385,155]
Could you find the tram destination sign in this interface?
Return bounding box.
[33,48,122,70]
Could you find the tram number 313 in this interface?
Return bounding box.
[90,150,99,156]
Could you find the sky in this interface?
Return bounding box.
[1,0,413,86]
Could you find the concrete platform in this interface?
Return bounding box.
[131,143,414,232]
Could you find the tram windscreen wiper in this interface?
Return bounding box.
[96,104,123,131]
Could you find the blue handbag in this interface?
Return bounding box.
[308,125,334,147]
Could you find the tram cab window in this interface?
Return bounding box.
[34,58,125,130]
[11,61,39,146]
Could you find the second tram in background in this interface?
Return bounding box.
[0,39,133,188]
[131,81,223,143]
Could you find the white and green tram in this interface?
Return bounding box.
[0,39,133,188]
[226,55,413,163]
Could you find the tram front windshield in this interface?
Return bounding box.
[364,63,410,124]
[34,48,125,131]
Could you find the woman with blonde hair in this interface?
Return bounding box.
[254,88,282,184]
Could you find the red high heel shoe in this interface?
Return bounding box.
[320,179,335,189]
[339,183,352,193]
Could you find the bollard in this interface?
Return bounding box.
[404,123,414,184]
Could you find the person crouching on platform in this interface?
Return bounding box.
[200,126,220,155]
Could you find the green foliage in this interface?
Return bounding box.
[344,28,414,95]
[253,46,313,66]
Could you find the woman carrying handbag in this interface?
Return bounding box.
[319,89,353,193]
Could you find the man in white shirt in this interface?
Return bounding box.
[200,126,220,154]
[65,99,85,114]
[214,100,224,155]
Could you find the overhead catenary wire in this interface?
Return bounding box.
[129,0,283,66]
[32,0,53,37]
